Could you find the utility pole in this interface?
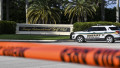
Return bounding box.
[26,0,28,24]
[116,0,119,22]
[0,0,3,20]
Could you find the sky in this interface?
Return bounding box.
[107,4,119,8]
[106,0,120,8]
[69,0,119,8]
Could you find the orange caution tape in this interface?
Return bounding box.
[0,42,120,67]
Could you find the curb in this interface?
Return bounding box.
[0,39,74,43]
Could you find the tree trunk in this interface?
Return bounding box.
[101,0,105,21]
[43,20,44,24]
[26,0,28,24]
[77,16,80,22]
[70,17,73,24]
[116,0,119,22]
[0,0,3,20]
[6,0,9,20]
[84,11,87,22]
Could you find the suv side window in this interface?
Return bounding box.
[109,27,119,30]
[98,27,106,31]
[87,27,94,31]
[88,27,106,31]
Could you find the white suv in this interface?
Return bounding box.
[70,25,120,43]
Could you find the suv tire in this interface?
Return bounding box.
[76,36,85,43]
[106,36,115,43]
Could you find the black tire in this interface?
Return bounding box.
[76,36,85,43]
[106,36,115,43]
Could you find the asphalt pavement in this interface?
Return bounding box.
[0,56,101,68]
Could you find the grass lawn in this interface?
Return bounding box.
[0,34,70,40]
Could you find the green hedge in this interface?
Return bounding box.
[73,21,120,32]
[0,21,16,34]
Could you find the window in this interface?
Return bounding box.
[97,27,106,31]
[88,27,106,31]
[87,27,94,31]
[109,27,119,30]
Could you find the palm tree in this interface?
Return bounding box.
[26,0,28,24]
[64,0,99,23]
[27,0,61,24]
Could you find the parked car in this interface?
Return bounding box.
[70,25,120,43]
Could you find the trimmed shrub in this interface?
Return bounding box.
[73,21,120,32]
[0,21,16,34]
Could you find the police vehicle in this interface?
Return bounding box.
[70,25,120,43]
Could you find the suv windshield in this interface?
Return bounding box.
[109,27,119,30]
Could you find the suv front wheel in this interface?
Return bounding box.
[76,36,85,43]
[106,36,115,43]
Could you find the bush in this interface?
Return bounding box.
[73,21,120,32]
[0,21,16,34]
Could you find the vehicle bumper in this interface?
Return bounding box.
[114,37,120,40]
[70,32,74,40]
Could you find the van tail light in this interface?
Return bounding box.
[116,31,120,34]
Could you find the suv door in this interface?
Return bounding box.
[86,27,97,39]
[92,27,106,40]
[87,27,106,40]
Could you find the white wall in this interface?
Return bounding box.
[0,0,3,20]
